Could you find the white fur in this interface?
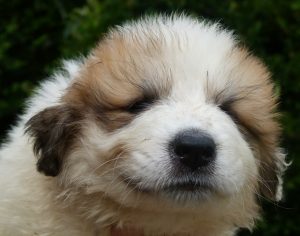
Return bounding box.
[0,15,282,236]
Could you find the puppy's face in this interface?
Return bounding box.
[26,17,285,211]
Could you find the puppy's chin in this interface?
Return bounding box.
[118,172,225,206]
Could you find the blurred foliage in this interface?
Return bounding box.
[0,0,299,235]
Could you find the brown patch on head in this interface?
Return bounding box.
[208,46,285,200]
[64,29,172,131]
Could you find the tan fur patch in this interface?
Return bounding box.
[63,30,171,132]
[223,47,282,199]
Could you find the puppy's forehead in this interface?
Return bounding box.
[69,17,267,108]
[90,18,237,85]
[75,32,171,107]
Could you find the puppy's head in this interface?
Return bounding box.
[26,15,286,218]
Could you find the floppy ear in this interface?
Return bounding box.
[25,105,81,177]
[257,146,287,201]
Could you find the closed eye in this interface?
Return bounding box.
[126,96,156,114]
[219,98,260,141]
[219,100,233,114]
[219,99,239,123]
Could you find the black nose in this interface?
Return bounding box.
[171,130,216,170]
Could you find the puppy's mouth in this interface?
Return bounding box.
[120,174,214,198]
[162,181,212,192]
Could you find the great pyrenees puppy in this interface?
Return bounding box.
[0,15,286,236]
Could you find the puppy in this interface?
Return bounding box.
[0,15,287,236]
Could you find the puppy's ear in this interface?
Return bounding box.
[258,146,287,201]
[25,105,81,177]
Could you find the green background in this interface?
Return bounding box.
[1,0,299,235]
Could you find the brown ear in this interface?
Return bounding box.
[257,146,286,201]
[25,105,81,176]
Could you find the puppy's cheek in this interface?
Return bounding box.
[212,126,259,196]
[59,124,129,188]
[214,155,254,196]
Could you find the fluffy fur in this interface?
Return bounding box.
[0,15,286,236]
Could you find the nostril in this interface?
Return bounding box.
[172,129,216,170]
